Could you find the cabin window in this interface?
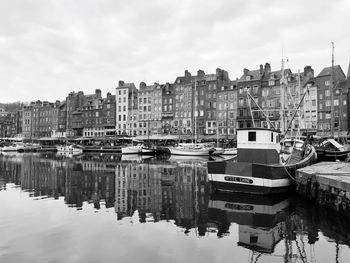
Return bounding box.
[271,132,274,142]
[248,132,256,141]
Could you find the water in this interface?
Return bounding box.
[1,153,350,263]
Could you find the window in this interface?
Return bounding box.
[248,131,256,141]
[239,98,244,106]
[334,99,339,106]
[325,80,330,86]
[325,90,330,96]
[271,132,274,142]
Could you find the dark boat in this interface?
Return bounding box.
[207,128,317,195]
[315,138,350,162]
[208,192,291,253]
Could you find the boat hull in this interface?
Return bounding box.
[208,147,316,195]
[56,146,83,154]
[168,147,210,156]
[316,149,350,162]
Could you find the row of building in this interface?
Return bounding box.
[1,61,350,139]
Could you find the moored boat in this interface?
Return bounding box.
[207,128,316,195]
[56,144,83,154]
[168,143,213,156]
[221,147,237,155]
[314,138,350,162]
[121,143,154,155]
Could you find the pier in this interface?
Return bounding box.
[296,162,350,217]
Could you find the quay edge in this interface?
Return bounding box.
[295,162,350,218]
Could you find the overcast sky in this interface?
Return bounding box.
[1,0,349,103]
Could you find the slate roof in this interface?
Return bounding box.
[316,65,346,82]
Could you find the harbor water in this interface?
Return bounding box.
[1,153,350,263]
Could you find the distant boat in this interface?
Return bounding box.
[168,143,213,156]
[207,128,316,195]
[315,138,350,162]
[0,143,21,152]
[121,143,154,155]
[221,147,237,155]
[56,144,83,155]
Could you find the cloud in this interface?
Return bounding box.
[0,0,349,102]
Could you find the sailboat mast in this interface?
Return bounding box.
[280,59,286,134]
[194,78,197,143]
[330,42,335,137]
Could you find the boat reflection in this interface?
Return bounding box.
[208,193,291,253]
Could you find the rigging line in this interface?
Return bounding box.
[246,89,255,128]
[284,86,310,136]
[246,90,276,129]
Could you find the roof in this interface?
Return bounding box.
[238,69,261,82]
[316,65,346,81]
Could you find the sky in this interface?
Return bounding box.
[1,0,350,103]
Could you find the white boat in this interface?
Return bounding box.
[56,144,83,154]
[168,143,213,156]
[221,147,237,155]
[121,144,154,155]
[0,143,22,152]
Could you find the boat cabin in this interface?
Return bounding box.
[237,128,281,164]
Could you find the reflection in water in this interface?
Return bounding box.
[208,193,290,252]
[1,153,350,262]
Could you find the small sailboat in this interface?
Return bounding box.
[121,143,154,155]
[56,144,83,155]
[168,143,213,156]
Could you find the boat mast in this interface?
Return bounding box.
[131,86,134,141]
[280,58,287,134]
[330,42,335,137]
[194,77,197,143]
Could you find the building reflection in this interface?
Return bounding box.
[0,153,210,234]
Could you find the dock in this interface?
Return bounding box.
[296,162,350,217]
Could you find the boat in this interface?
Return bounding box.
[314,138,350,161]
[121,143,154,155]
[56,144,83,154]
[0,143,22,152]
[168,143,213,156]
[221,147,237,155]
[208,192,291,253]
[207,128,317,195]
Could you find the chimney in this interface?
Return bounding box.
[139,82,147,89]
[264,63,271,74]
[303,66,314,78]
[243,68,249,75]
[118,80,125,87]
[197,70,205,77]
[260,64,264,75]
[95,89,102,98]
[185,70,191,81]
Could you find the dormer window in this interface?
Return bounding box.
[268,80,275,86]
[246,75,251,81]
